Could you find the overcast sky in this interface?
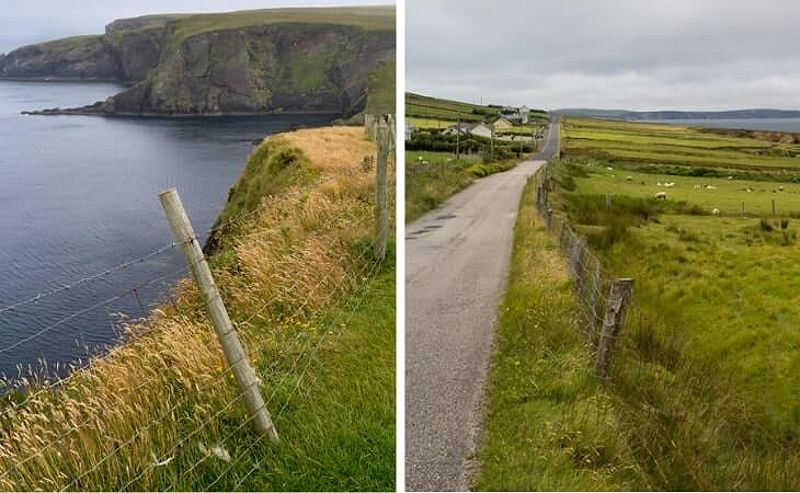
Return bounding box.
[0,0,393,53]
[407,0,800,111]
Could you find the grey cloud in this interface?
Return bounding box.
[407,0,800,110]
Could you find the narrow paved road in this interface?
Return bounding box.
[405,119,559,491]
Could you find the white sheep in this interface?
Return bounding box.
[625,175,633,181]
[664,182,675,188]
[654,191,667,200]
[606,166,614,171]
[712,208,720,216]
[705,185,717,190]
[657,182,663,187]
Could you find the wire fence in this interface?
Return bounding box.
[0,119,395,491]
[533,165,634,382]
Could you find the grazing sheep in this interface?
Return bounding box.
[654,191,667,200]
[664,182,675,188]
[780,186,785,191]
[705,185,717,190]
[712,208,720,216]
[625,175,633,181]
[606,166,614,171]
[418,156,424,161]
[657,182,663,187]
[728,176,733,180]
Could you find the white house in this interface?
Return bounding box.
[405,122,416,141]
[442,122,494,139]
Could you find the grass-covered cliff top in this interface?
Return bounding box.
[0,126,395,491]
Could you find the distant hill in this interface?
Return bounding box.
[407,92,548,123]
[553,108,800,120]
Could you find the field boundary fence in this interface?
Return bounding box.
[533,165,633,382]
[0,115,396,490]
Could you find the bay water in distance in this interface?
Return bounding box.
[0,81,333,379]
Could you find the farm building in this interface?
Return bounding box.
[490,116,514,131]
[442,122,494,139]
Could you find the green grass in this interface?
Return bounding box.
[406,92,494,122]
[164,6,394,53]
[365,59,395,116]
[535,117,800,489]
[405,151,516,222]
[563,117,800,172]
[159,265,396,491]
[0,127,394,491]
[38,35,103,50]
[474,178,639,491]
[407,117,455,129]
[573,167,800,216]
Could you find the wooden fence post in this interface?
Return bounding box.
[587,259,601,347]
[159,188,279,442]
[375,117,390,261]
[364,114,376,139]
[595,278,634,382]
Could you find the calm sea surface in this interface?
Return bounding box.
[0,81,333,378]
[644,118,800,132]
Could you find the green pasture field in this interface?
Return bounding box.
[563,118,800,171]
[574,168,800,216]
[529,117,800,489]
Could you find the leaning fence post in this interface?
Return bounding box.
[375,117,390,261]
[595,278,634,382]
[159,188,279,442]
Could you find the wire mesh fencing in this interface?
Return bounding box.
[534,166,634,383]
[0,123,395,491]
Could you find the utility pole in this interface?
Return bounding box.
[490,124,495,161]
[456,114,461,161]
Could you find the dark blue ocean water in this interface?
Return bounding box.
[0,81,333,378]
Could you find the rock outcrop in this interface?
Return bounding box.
[1,7,395,117]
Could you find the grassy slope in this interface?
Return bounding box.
[474,178,638,491]
[0,127,395,491]
[365,58,396,116]
[542,117,800,489]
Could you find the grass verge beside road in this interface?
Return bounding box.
[473,178,638,491]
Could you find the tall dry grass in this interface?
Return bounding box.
[0,126,383,491]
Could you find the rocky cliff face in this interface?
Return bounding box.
[0,10,395,117]
[106,24,393,116]
[0,36,123,80]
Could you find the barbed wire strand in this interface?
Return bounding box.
[120,229,388,490]
[0,241,188,317]
[220,257,385,491]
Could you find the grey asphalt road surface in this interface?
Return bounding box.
[405,119,559,491]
